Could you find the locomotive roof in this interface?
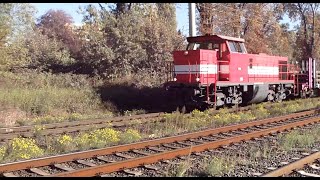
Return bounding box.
[187,34,245,43]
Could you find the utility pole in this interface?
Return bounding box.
[189,3,196,37]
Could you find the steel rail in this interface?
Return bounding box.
[0,109,315,174]
[262,152,320,177]
[0,113,162,134]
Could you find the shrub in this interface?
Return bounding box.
[279,130,316,151]
[0,146,6,162]
[33,125,46,137]
[205,156,235,176]
[251,104,270,119]
[120,129,142,144]
[174,161,190,177]
[53,134,74,153]
[75,128,120,149]
[6,137,44,160]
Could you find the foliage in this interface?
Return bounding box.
[53,134,74,153]
[174,161,190,177]
[204,156,235,176]
[6,137,44,160]
[196,3,294,56]
[75,128,120,149]
[24,29,75,69]
[279,129,316,151]
[0,146,6,162]
[120,129,142,144]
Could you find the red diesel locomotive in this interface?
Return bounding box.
[165,34,318,109]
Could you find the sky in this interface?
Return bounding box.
[31,3,296,36]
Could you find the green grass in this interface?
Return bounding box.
[204,156,235,176]
[0,87,102,115]
[0,71,115,126]
[279,128,319,151]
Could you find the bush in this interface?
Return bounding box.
[53,134,74,153]
[0,87,103,116]
[75,128,120,149]
[279,130,316,151]
[120,129,142,144]
[6,137,44,160]
[0,146,6,162]
[205,156,235,176]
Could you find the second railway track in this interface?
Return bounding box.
[0,105,271,144]
[0,109,319,177]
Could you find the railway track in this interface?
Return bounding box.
[0,109,318,177]
[262,151,320,177]
[0,105,269,144]
[0,113,162,144]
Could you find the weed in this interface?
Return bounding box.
[175,161,190,177]
[205,156,235,176]
[6,137,44,160]
[120,129,142,144]
[123,109,146,116]
[33,125,46,137]
[279,130,316,151]
[75,128,120,150]
[0,146,6,162]
[53,134,74,153]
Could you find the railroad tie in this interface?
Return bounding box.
[54,164,75,171]
[188,139,204,144]
[131,149,151,156]
[292,157,301,160]
[253,137,264,141]
[220,145,235,150]
[143,165,159,171]
[2,172,18,177]
[76,159,97,167]
[115,152,134,159]
[309,164,320,170]
[221,132,234,136]
[161,160,180,165]
[301,152,310,156]
[280,162,289,165]
[266,167,277,170]
[176,141,193,146]
[178,156,195,161]
[29,168,51,176]
[123,169,143,176]
[162,144,180,149]
[96,156,116,163]
[251,172,263,176]
[297,170,320,177]
[193,152,210,157]
[148,146,166,152]
[201,136,215,141]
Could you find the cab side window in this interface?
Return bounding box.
[228,41,237,52]
[228,41,246,53]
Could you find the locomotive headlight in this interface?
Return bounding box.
[196,77,200,82]
[173,77,177,81]
[184,51,188,55]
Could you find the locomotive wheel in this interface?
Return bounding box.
[275,93,282,102]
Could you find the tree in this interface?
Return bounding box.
[37,9,82,58]
[284,3,319,60]
[0,3,36,70]
[0,3,13,46]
